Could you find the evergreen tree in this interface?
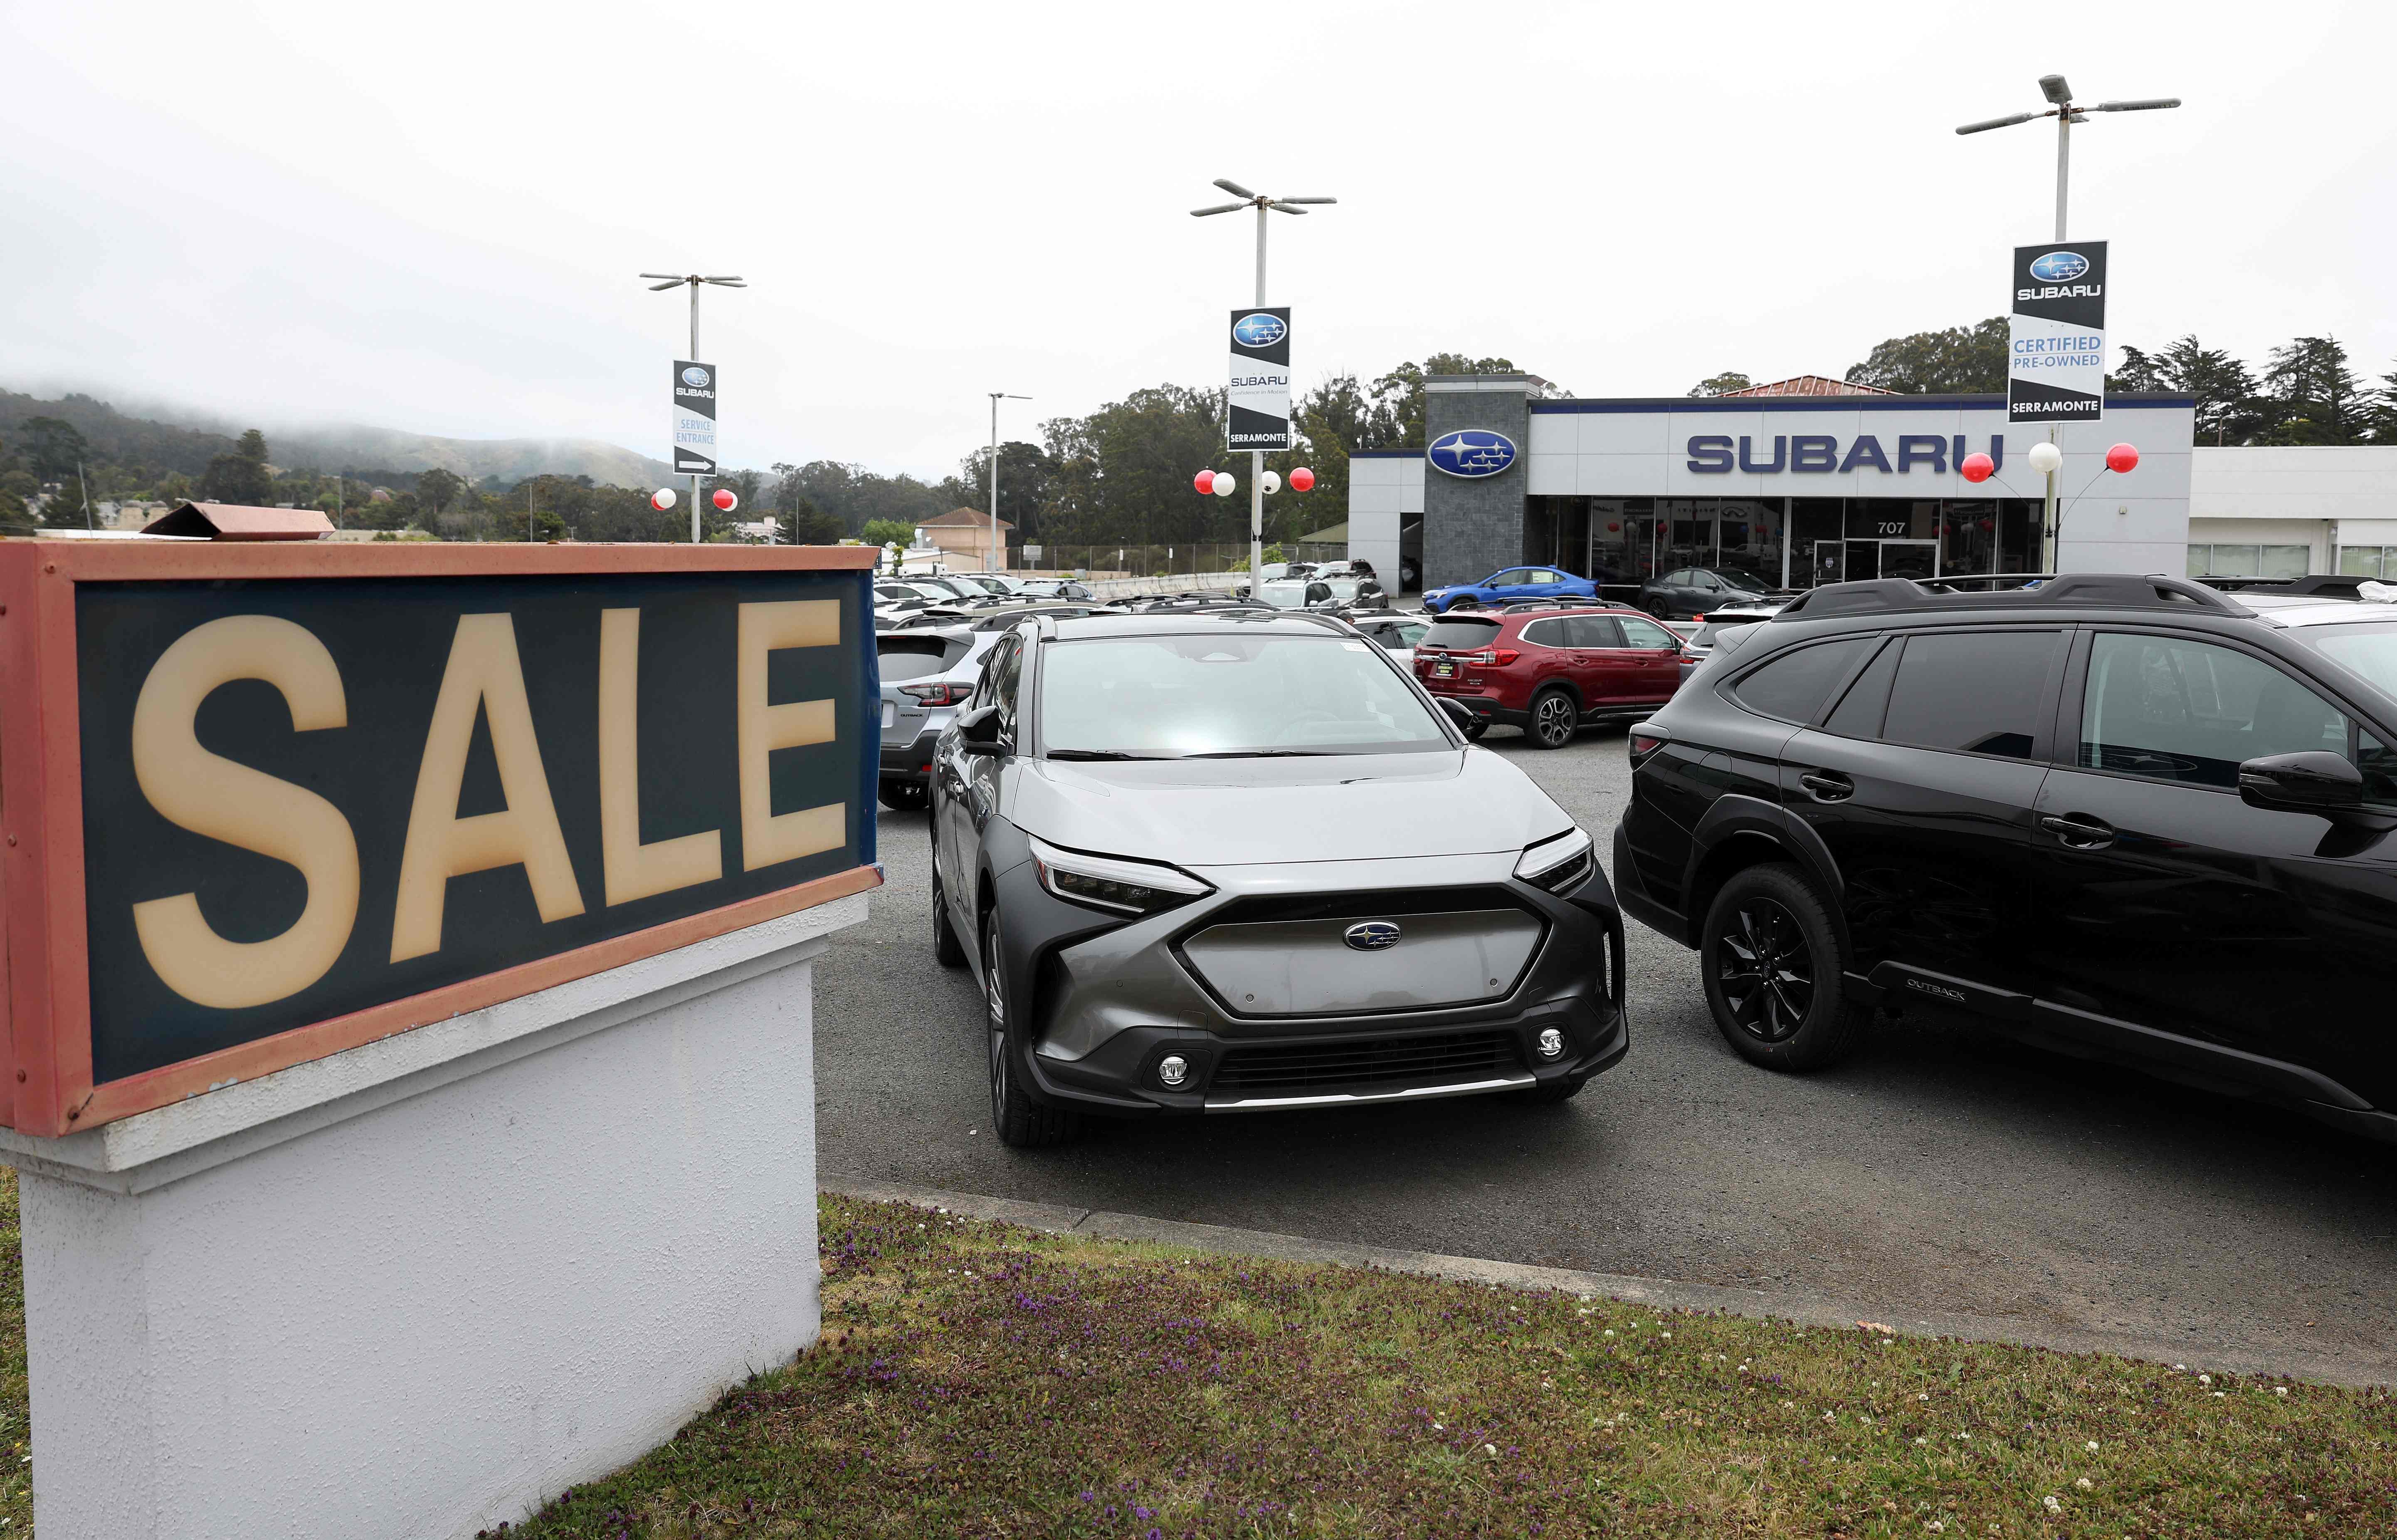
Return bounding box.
[2261,337,2370,444]
[197,427,275,504]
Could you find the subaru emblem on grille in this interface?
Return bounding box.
[1343,921,1402,952]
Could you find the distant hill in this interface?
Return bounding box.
[0,389,677,490]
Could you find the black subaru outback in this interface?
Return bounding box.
[1614,572,2397,1143]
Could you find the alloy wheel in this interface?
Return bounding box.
[985,925,1008,1104]
[1715,898,1814,1043]
[1534,693,1576,747]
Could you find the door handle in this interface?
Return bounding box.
[1798,771,1853,802]
[2040,814,2116,850]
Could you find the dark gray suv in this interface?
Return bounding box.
[928,611,1628,1145]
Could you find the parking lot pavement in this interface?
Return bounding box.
[817,724,2397,1378]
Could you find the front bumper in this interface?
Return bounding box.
[995,849,1628,1115]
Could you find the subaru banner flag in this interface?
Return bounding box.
[1227,308,1292,451]
[672,359,718,475]
[2007,243,2107,424]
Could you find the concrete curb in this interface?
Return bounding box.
[821,1174,2392,1389]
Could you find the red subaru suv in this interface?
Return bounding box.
[1415,605,1688,748]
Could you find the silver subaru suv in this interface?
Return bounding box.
[926,610,1627,1146]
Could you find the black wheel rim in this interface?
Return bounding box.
[1536,695,1574,745]
[985,927,1008,1104]
[1715,898,1814,1043]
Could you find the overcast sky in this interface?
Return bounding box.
[5,0,2392,480]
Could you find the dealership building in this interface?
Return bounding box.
[1346,373,2397,592]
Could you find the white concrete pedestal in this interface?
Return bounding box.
[0,893,864,1540]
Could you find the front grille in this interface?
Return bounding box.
[1210,1031,1521,1095]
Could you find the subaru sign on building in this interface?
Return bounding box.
[1340,372,2195,598]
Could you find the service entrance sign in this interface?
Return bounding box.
[673,359,719,474]
[0,543,881,1136]
[2007,242,2108,423]
[1227,307,1293,451]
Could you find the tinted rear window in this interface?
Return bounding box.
[1729,639,1873,723]
[1880,631,2061,758]
[1422,618,1503,651]
[876,634,967,681]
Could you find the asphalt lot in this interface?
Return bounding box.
[817,722,2397,1378]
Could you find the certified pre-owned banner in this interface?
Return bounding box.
[1227,308,1292,452]
[2007,243,2107,423]
[673,359,719,475]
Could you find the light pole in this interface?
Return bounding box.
[1190,179,1335,595]
[1956,75,2179,564]
[987,392,1029,574]
[639,271,747,542]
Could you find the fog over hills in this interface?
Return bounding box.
[2,387,676,490]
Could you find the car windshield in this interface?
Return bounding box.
[2289,621,2397,702]
[1039,633,1451,758]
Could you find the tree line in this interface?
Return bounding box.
[1691,320,2397,446]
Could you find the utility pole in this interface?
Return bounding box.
[1957,76,2180,568]
[1191,180,1336,596]
[639,272,746,542]
[988,392,1029,574]
[77,461,91,529]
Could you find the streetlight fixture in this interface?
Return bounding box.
[639,272,747,542]
[1956,76,2179,564]
[987,392,1029,575]
[1954,74,2181,240]
[1191,180,1335,594]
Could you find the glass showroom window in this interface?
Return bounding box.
[2339,546,2397,579]
[2188,543,2309,580]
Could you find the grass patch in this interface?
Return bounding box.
[500,1194,2397,1538]
[0,1170,25,1533]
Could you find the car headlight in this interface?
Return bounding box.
[1029,835,1213,916]
[1515,827,1594,894]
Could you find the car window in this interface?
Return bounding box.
[1728,638,1875,724]
[1660,570,1687,586]
[1882,631,2062,759]
[1822,638,1901,739]
[1396,621,1428,648]
[1529,570,1560,585]
[876,633,968,682]
[1519,618,1571,648]
[1565,616,1623,648]
[992,635,1024,731]
[1422,617,1503,651]
[2360,729,2397,808]
[1693,572,1723,591]
[1617,616,1678,649]
[2080,633,2347,789]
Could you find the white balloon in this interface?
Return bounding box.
[1260,471,1282,495]
[2026,441,2063,475]
[652,487,678,510]
[1212,472,1237,497]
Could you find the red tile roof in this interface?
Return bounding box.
[1718,375,1896,398]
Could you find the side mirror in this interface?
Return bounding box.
[1435,697,1476,734]
[2237,751,2363,815]
[956,704,1008,756]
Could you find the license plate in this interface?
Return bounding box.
[880,701,896,728]
[1433,660,1455,678]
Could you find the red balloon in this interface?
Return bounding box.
[712,488,738,511]
[1289,466,1316,492]
[1607,522,1621,534]
[2106,442,2140,473]
[1959,452,1995,483]
[1193,470,1215,495]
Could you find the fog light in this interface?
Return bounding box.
[1535,1028,1565,1060]
[1157,1055,1189,1087]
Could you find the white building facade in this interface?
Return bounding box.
[1343,377,2396,594]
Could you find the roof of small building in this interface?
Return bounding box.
[917,507,1014,530]
[141,501,335,540]
[1717,375,1897,398]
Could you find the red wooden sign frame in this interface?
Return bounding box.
[0,540,885,1138]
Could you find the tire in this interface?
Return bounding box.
[929,861,966,968]
[1510,1075,1587,1105]
[983,912,1078,1147]
[1527,687,1579,750]
[878,778,927,811]
[1699,863,1864,1072]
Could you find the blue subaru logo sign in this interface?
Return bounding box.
[681,365,711,387]
[1232,313,1286,347]
[2028,251,2089,283]
[1427,429,1518,479]
[1343,920,1402,952]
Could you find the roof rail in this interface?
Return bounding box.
[1771,572,2251,622]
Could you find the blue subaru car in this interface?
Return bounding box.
[1422,565,1599,614]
